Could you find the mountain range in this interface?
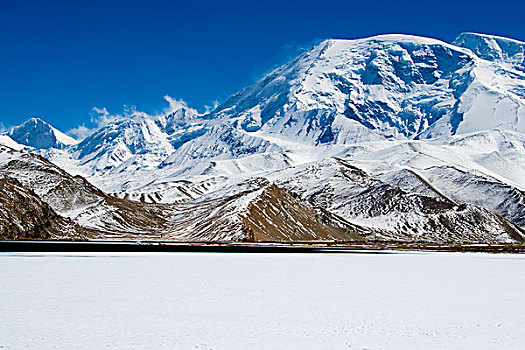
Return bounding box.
[1,32,524,243]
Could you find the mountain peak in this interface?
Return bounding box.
[7,117,77,149]
[455,32,525,45]
[211,33,477,141]
[453,32,525,69]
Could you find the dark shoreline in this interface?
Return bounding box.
[1,240,525,254]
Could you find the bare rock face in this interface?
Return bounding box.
[240,184,362,242]
[155,178,363,242]
[0,176,83,240]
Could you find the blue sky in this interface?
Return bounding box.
[1,0,524,135]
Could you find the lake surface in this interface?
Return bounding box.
[1,251,524,349]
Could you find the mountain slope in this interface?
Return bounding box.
[163,178,365,242]
[0,175,85,240]
[0,144,171,238]
[73,114,176,174]
[270,158,525,243]
[338,130,525,227]
[454,32,525,70]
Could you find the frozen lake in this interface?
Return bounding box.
[1,251,525,349]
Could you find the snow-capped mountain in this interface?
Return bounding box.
[1,32,525,244]
[5,117,77,149]
[211,34,525,142]
[73,114,176,174]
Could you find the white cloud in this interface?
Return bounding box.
[65,107,123,140]
[90,106,125,128]
[161,95,198,115]
[66,95,198,140]
[204,100,220,113]
[92,106,109,115]
[67,124,94,140]
[164,96,188,111]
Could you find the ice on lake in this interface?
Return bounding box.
[1,251,525,349]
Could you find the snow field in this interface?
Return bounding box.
[1,252,524,349]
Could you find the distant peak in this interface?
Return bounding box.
[312,34,462,54]
[453,32,525,68]
[10,117,52,133]
[312,35,428,46]
[25,117,48,125]
[8,117,77,149]
[361,33,443,42]
[455,32,525,45]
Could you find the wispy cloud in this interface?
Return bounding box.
[66,106,128,140]
[65,107,119,140]
[159,96,198,116]
[66,95,195,140]
[91,106,127,128]
[67,124,93,140]
[204,100,220,113]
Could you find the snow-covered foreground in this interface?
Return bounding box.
[1,252,524,349]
